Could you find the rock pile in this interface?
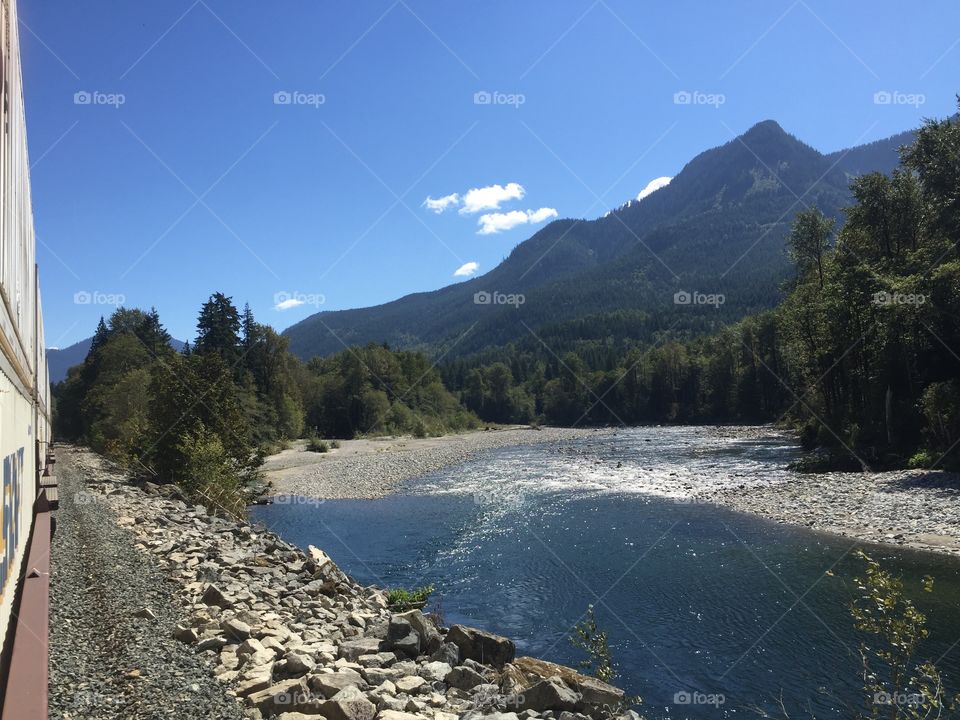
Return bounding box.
[83,460,638,720]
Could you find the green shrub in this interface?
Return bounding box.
[307,437,330,453]
[386,584,435,609]
[175,426,248,519]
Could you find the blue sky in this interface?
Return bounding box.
[21,0,960,347]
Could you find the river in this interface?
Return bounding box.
[251,426,960,718]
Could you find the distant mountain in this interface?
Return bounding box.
[48,336,185,384]
[284,120,918,360]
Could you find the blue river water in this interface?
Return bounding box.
[251,427,960,719]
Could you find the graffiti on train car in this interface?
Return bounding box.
[0,447,24,601]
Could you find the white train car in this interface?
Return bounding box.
[0,0,53,683]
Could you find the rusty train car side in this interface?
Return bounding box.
[0,0,53,702]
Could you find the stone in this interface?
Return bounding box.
[444,666,486,691]
[428,643,459,667]
[514,677,580,713]
[234,674,273,697]
[417,661,451,683]
[320,686,377,720]
[446,625,515,668]
[223,617,252,641]
[201,583,234,609]
[247,678,318,714]
[390,632,420,658]
[340,637,385,662]
[174,625,198,644]
[196,636,228,652]
[394,610,443,654]
[394,676,427,694]
[512,656,625,711]
[307,669,365,698]
[377,712,422,720]
[283,652,316,676]
[133,607,156,620]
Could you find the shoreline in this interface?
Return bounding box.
[261,425,960,559]
[260,426,618,500]
[698,468,960,558]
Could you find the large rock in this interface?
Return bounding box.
[339,637,384,662]
[446,625,515,668]
[417,661,451,683]
[394,609,443,653]
[444,665,486,690]
[222,617,252,641]
[514,677,580,712]
[247,678,321,715]
[512,656,625,711]
[377,712,423,720]
[200,583,234,609]
[428,642,459,667]
[307,669,365,698]
[320,686,377,720]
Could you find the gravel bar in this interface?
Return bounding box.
[262,427,616,500]
[49,447,246,720]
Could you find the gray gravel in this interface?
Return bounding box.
[49,447,246,720]
[263,426,616,500]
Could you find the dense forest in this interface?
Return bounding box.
[54,103,960,512]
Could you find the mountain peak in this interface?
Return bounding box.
[740,119,790,142]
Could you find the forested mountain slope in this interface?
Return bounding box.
[285,121,916,359]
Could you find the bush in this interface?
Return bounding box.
[386,584,434,610]
[307,437,329,453]
[174,426,248,519]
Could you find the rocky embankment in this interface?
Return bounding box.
[53,447,636,720]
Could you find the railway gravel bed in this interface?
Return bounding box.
[49,447,246,720]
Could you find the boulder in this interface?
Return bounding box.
[444,666,486,691]
[377,712,422,720]
[247,678,320,714]
[320,686,377,720]
[394,610,443,653]
[340,637,385,662]
[417,661,451,683]
[512,656,625,711]
[446,625,515,668]
[283,651,316,676]
[514,677,580,713]
[222,617,252,641]
[201,583,234,609]
[394,676,427,694]
[307,669,365,698]
[428,643,459,667]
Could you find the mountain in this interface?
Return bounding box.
[284,121,917,360]
[48,336,185,384]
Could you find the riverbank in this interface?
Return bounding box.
[264,424,959,559]
[261,426,616,500]
[699,467,960,557]
[53,446,633,720]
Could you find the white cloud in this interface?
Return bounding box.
[274,298,305,311]
[460,182,525,214]
[453,261,479,277]
[527,207,559,223]
[636,176,672,201]
[423,192,460,213]
[477,207,557,235]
